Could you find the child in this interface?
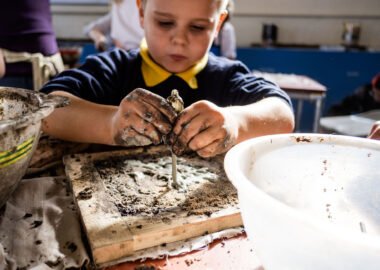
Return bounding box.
[40,0,294,158]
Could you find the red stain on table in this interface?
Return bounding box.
[105,232,263,270]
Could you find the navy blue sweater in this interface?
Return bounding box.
[41,48,292,109]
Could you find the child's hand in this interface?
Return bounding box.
[169,100,238,157]
[368,121,380,140]
[112,88,177,146]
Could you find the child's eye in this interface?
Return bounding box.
[190,25,206,32]
[157,20,174,28]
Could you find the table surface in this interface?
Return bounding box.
[105,232,264,270]
[253,71,327,94]
[25,137,265,270]
[320,109,380,136]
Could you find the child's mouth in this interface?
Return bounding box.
[170,54,186,62]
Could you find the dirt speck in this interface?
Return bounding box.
[78,187,93,200]
[23,213,33,219]
[293,136,312,143]
[66,242,77,253]
[30,220,43,229]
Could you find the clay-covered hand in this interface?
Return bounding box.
[169,100,238,157]
[368,121,380,140]
[111,88,177,146]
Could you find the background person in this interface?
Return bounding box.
[83,0,144,52]
[0,0,64,90]
[212,0,236,60]
[326,72,380,116]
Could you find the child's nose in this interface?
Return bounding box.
[171,28,188,46]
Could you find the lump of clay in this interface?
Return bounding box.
[166,89,184,113]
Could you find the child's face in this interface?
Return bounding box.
[138,0,226,73]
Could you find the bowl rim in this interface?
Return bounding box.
[0,87,69,133]
[224,133,380,250]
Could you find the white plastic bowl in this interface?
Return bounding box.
[224,134,380,270]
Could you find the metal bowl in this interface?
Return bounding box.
[0,87,69,207]
[224,134,380,270]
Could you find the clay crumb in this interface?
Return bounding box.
[78,187,93,200]
[31,220,43,229]
[23,213,33,219]
[185,258,194,266]
[66,242,78,253]
[293,136,312,143]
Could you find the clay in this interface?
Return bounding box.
[166,89,185,190]
[94,151,238,217]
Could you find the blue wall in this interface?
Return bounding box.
[236,47,380,132]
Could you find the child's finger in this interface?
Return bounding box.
[171,114,205,155]
[114,125,153,146]
[113,110,162,145]
[187,125,225,152]
[195,140,222,158]
[124,96,173,135]
[171,109,199,137]
[131,115,162,144]
[129,88,178,123]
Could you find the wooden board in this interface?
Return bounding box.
[63,145,242,266]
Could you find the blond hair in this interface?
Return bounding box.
[141,0,230,13]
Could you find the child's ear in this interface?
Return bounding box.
[136,0,145,29]
[214,12,228,39]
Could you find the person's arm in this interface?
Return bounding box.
[0,49,5,78]
[83,13,112,52]
[368,121,380,140]
[170,97,294,157]
[42,89,177,146]
[42,91,116,144]
[168,60,294,158]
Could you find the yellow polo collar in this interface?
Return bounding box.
[140,38,208,89]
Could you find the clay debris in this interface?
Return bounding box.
[94,152,238,217]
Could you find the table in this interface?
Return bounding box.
[253,71,327,132]
[1,136,264,270]
[106,232,263,270]
[320,109,380,137]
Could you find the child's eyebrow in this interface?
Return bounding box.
[153,11,213,23]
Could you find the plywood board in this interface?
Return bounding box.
[63,145,242,266]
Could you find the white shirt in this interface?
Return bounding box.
[110,0,144,51]
[214,22,237,59]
